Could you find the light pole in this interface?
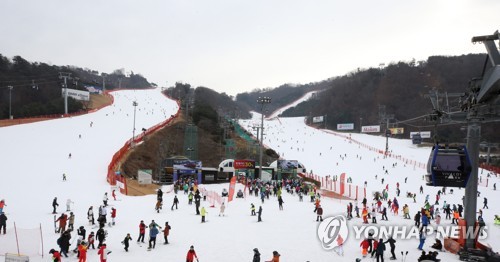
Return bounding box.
[257,96,271,178]
[8,85,13,119]
[132,101,138,146]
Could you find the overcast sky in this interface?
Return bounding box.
[0,0,498,95]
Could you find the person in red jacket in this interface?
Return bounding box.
[98,243,110,262]
[49,248,61,262]
[316,205,323,222]
[370,239,379,258]
[360,238,369,257]
[78,241,88,262]
[110,208,116,226]
[186,245,198,262]
[56,213,68,233]
[137,220,146,243]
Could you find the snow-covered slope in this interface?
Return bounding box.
[0,88,498,261]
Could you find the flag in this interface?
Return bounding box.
[228,176,237,202]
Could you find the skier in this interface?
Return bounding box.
[278,196,284,210]
[375,239,386,262]
[49,249,62,262]
[87,206,95,225]
[163,222,171,244]
[77,241,88,262]
[219,202,226,216]
[384,235,396,260]
[257,206,263,222]
[148,225,159,249]
[96,227,106,248]
[55,213,68,233]
[186,245,199,262]
[316,205,323,222]
[155,199,162,213]
[265,250,280,262]
[97,243,111,262]
[0,212,7,234]
[103,193,108,207]
[251,203,256,216]
[68,212,75,231]
[122,233,132,252]
[137,220,147,243]
[52,197,59,214]
[110,207,116,225]
[87,232,95,249]
[171,195,179,210]
[201,206,207,223]
[483,198,489,209]
[66,199,74,211]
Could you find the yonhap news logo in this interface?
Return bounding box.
[317,215,349,251]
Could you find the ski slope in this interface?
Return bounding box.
[0,88,498,261]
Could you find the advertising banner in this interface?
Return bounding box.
[337,123,354,130]
[234,160,256,169]
[61,88,90,101]
[228,176,237,202]
[389,128,404,135]
[173,160,202,174]
[84,85,103,94]
[277,160,298,173]
[138,169,153,185]
[361,125,381,133]
[312,116,324,123]
[410,131,431,139]
[340,173,346,195]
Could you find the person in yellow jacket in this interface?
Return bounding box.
[201,207,207,223]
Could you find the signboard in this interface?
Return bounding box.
[138,169,153,185]
[173,160,202,175]
[337,123,354,130]
[312,116,324,123]
[362,125,381,133]
[410,131,431,139]
[205,174,215,181]
[234,159,255,169]
[84,85,103,94]
[61,88,90,101]
[277,160,298,173]
[389,128,404,135]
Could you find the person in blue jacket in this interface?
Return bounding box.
[148,225,160,249]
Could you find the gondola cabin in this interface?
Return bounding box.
[412,133,422,145]
[425,145,472,187]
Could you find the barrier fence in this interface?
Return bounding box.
[106,91,181,195]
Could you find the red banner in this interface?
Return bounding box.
[339,173,346,196]
[234,160,255,169]
[228,176,237,202]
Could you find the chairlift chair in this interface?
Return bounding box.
[425,144,472,187]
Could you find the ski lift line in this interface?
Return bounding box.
[0,80,62,89]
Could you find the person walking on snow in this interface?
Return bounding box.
[68,212,75,231]
[0,212,7,234]
[265,250,280,262]
[77,241,88,262]
[385,235,397,260]
[171,195,179,210]
[0,199,6,214]
[122,233,132,252]
[52,197,59,214]
[162,222,171,244]
[148,225,159,249]
[136,221,147,242]
[103,193,108,207]
[219,202,226,216]
[375,238,386,262]
[257,206,263,222]
[112,190,116,201]
[253,248,261,262]
[186,245,198,262]
[483,198,488,209]
[251,203,256,216]
[316,205,324,222]
[87,206,95,225]
[201,207,207,222]
[55,213,68,233]
[278,196,284,210]
[336,234,344,256]
[97,243,110,262]
[66,199,74,211]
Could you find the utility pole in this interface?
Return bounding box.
[132,101,138,147]
[464,116,480,249]
[59,72,72,115]
[257,97,271,178]
[324,114,327,129]
[8,85,13,119]
[102,74,106,92]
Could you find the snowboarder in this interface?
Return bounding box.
[253,248,261,262]
[137,220,146,243]
[186,245,198,262]
[122,233,132,252]
[0,212,7,234]
[52,197,59,214]
[171,195,179,210]
[219,202,226,216]
[163,222,171,244]
[257,206,263,222]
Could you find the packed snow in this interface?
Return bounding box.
[0,88,498,261]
